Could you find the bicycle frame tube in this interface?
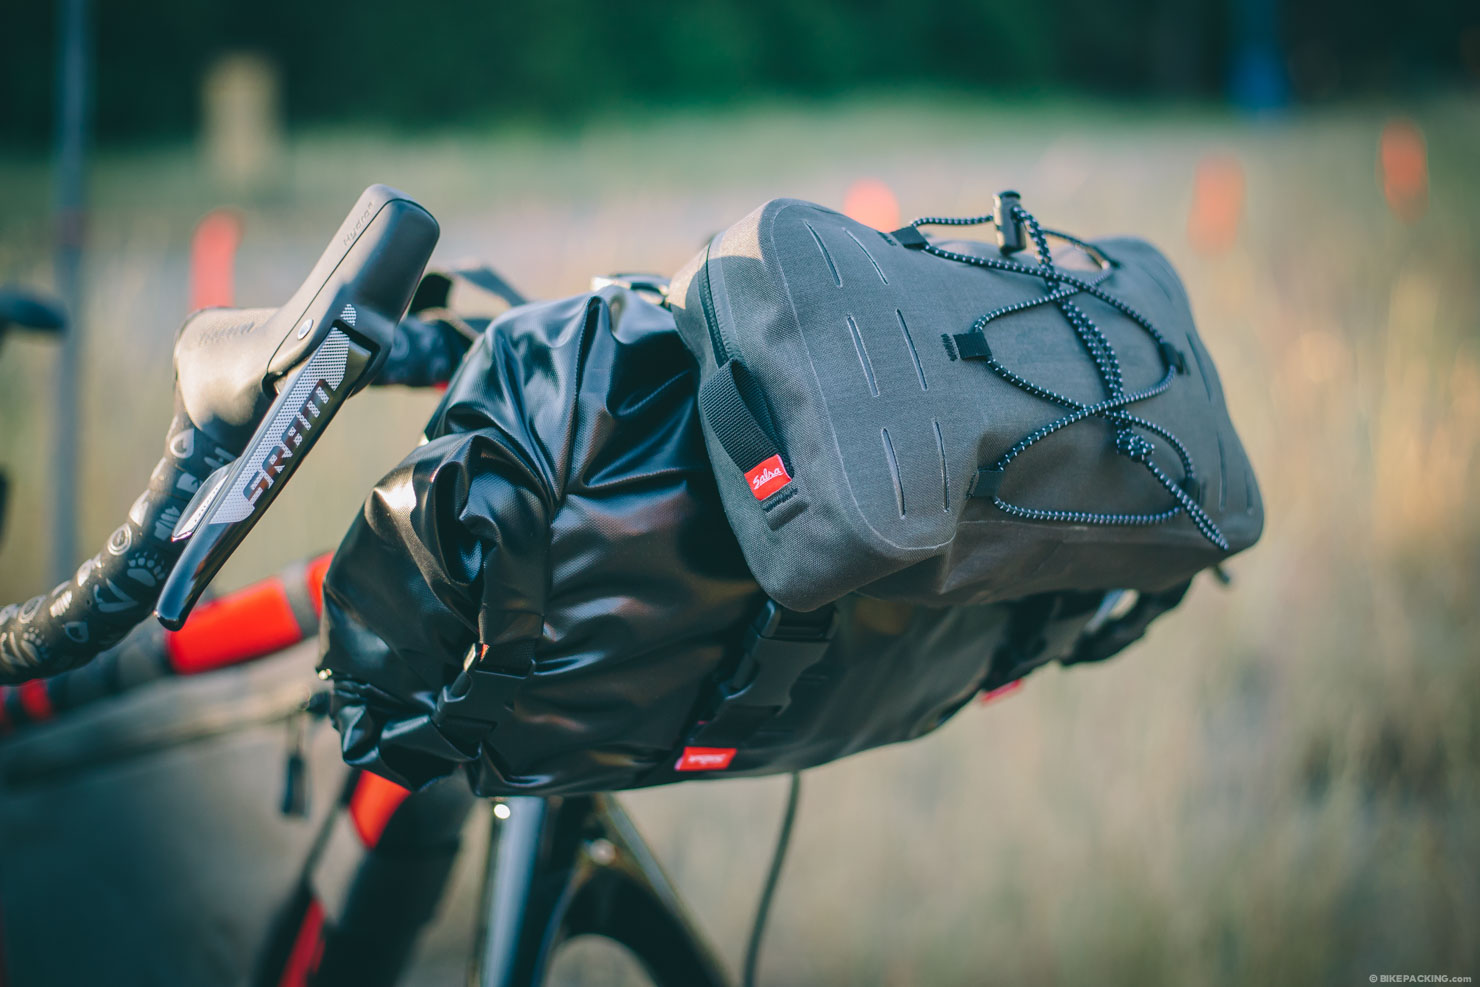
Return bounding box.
[471,794,729,987]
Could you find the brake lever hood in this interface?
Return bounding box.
[174,185,439,452]
[156,185,438,629]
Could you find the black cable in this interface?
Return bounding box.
[742,771,801,987]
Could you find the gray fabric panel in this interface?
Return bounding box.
[671,199,1263,611]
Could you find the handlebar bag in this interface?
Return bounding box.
[318,285,1164,796]
[667,198,1263,612]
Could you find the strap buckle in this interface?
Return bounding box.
[432,641,535,745]
[686,599,836,749]
[724,600,836,710]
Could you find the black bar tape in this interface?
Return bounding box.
[373,315,471,388]
[0,402,234,683]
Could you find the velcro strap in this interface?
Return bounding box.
[449,266,528,308]
[698,359,783,475]
[981,592,1099,693]
[410,265,528,315]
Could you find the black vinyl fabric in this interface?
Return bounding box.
[320,287,1111,796]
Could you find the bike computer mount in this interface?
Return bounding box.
[154,185,439,630]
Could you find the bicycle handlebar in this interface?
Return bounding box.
[0,185,439,682]
[0,407,232,682]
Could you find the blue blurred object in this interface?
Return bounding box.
[0,288,66,330]
[0,287,67,349]
[1230,0,1290,112]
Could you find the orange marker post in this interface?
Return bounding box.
[189,208,244,310]
[1187,154,1246,255]
[1378,118,1428,223]
[842,179,902,232]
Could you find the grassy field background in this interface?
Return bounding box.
[1,94,1477,985]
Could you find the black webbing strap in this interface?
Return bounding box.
[698,358,785,476]
[687,600,836,749]
[409,265,528,315]
[969,467,1005,499]
[1062,579,1192,667]
[980,592,1102,693]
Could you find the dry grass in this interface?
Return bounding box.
[1,93,1477,985]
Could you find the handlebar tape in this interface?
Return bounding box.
[372,314,474,389]
[0,404,233,683]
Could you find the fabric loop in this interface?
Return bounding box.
[698,358,784,474]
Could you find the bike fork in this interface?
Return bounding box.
[470,794,730,987]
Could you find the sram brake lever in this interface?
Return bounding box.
[155,186,438,630]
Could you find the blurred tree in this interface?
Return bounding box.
[0,0,1475,148]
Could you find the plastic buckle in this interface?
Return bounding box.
[952,332,992,361]
[433,648,533,741]
[890,225,929,249]
[722,600,836,712]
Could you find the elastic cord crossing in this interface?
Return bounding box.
[909,203,1228,551]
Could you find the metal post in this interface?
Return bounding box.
[51,0,90,582]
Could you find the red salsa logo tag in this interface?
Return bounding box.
[745,455,792,500]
